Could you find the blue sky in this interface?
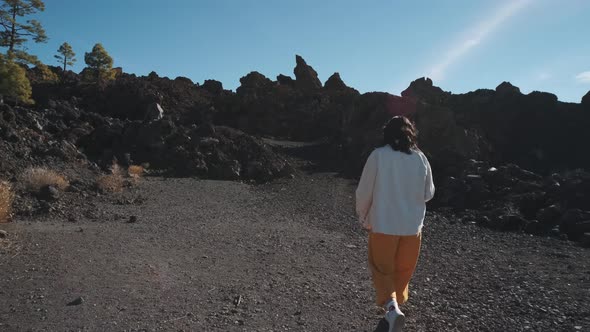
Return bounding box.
[21,0,590,102]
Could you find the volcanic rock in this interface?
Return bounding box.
[401,77,448,104]
[536,205,563,229]
[202,80,223,94]
[496,81,521,95]
[582,90,590,108]
[66,297,84,306]
[277,74,295,87]
[560,209,590,240]
[144,102,164,122]
[237,72,274,96]
[38,185,60,201]
[294,55,322,91]
[324,73,347,91]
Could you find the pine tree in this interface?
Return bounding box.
[0,0,47,64]
[54,42,75,71]
[84,43,114,82]
[0,53,33,104]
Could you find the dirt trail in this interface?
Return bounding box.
[1,173,589,331]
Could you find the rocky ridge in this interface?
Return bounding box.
[1,55,589,245]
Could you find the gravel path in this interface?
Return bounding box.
[1,173,588,331]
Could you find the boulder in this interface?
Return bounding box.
[524,220,543,235]
[517,192,547,219]
[492,214,528,232]
[560,209,590,240]
[194,123,216,137]
[38,185,60,201]
[213,159,241,180]
[559,171,590,210]
[536,204,562,229]
[435,176,468,208]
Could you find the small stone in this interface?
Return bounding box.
[144,102,164,122]
[38,185,60,201]
[66,297,83,306]
[234,295,242,307]
[0,230,7,238]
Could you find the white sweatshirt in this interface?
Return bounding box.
[355,146,435,235]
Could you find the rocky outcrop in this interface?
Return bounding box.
[1,89,293,185]
[414,105,490,173]
[338,92,416,175]
[7,54,589,244]
[27,56,590,178]
[202,80,224,95]
[277,74,295,87]
[294,55,322,91]
[433,160,590,242]
[324,73,347,91]
[236,72,274,96]
[495,81,521,95]
[79,120,292,181]
[582,90,590,108]
[401,77,448,104]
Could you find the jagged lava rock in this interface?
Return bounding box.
[294,55,322,91]
[582,90,590,109]
[324,73,347,91]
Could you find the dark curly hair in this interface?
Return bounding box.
[383,116,418,154]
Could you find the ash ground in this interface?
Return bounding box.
[1,171,588,332]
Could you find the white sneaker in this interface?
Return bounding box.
[385,302,405,332]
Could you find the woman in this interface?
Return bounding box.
[356,116,435,332]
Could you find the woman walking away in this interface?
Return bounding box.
[356,116,435,332]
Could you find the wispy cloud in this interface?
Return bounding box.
[575,71,590,83]
[428,0,532,81]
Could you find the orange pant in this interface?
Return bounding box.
[368,232,422,306]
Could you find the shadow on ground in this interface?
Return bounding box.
[264,138,351,175]
[372,318,388,332]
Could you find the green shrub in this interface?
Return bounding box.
[0,55,33,104]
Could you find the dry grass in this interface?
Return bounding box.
[0,181,14,223]
[21,167,69,193]
[96,174,124,193]
[128,165,144,179]
[96,162,124,193]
